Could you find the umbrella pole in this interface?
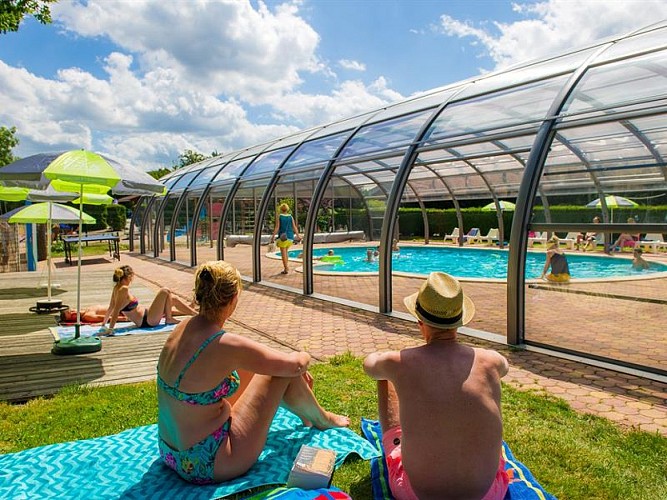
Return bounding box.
[47,202,52,301]
[74,187,84,340]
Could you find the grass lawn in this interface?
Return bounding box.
[1,354,665,499]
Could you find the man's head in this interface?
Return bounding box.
[404,272,475,332]
[633,248,643,257]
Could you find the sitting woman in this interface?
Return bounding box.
[157,260,349,484]
[541,236,570,283]
[101,265,197,333]
[610,217,640,253]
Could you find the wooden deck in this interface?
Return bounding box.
[0,263,293,403]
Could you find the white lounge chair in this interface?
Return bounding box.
[478,228,499,245]
[639,233,667,253]
[528,231,547,247]
[443,227,460,244]
[560,232,578,250]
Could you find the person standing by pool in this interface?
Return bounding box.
[541,236,570,283]
[363,272,510,499]
[270,203,301,275]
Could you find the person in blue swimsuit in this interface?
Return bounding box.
[270,203,301,275]
[156,260,349,484]
[101,265,197,333]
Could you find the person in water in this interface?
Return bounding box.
[541,236,570,283]
[156,260,349,484]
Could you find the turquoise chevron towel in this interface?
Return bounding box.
[360,418,556,500]
[50,320,177,341]
[0,408,379,499]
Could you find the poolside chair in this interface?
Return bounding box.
[464,227,481,244]
[478,228,499,245]
[443,227,460,244]
[560,232,578,250]
[528,231,547,247]
[639,233,667,253]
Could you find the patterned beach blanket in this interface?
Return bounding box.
[360,418,557,500]
[0,407,380,500]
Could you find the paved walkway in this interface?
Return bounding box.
[120,252,667,436]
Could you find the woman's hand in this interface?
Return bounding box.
[301,370,314,390]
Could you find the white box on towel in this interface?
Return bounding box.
[286,445,336,490]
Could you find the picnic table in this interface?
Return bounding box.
[63,233,121,264]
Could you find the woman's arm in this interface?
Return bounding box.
[102,290,116,325]
[291,216,300,240]
[106,286,130,329]
[270,217,280,241]
[541,252,552,277]
[225,333,310,377]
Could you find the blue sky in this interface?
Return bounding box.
[1,0,666,171]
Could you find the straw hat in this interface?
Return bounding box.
[403,272,475,329]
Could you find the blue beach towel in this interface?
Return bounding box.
[360,418,556,500]
[0,408,379,499]
[50,320,177,341]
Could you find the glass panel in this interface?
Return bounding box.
[455,49,594,100]
[188,157,235,189]
[311,175,381,308]
[222,180,269,278]
[593,25,667,65]
[157,195,180,261]
[130,197,149,254]
[425,76,566,144]
[209,156,256,187]
[563,49,667,115]
[306,111,379,141]
[260,178,319,287]
[169,171,202,193]
[367,87,457,123]
[174,193,201,266]
[338,109,432,159]
[240,147,293,178]
[526,116,667,374]
[281,132,349,172]
[141,198,160,255]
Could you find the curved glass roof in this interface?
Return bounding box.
[150,21,666,203]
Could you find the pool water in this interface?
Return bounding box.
[286,246,667,280]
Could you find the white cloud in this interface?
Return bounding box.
[439,0,667,69]
[338,59,366,71]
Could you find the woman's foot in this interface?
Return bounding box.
[165,318,180,325]
[281,269,288,274]
[310,411,350,430]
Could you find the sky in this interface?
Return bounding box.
[1,0,666,172]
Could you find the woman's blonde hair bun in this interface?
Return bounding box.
[194,261,242,315]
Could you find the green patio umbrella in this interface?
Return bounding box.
[2,203,95,312]
[0,150,165,355]
[481,200,516,211]
[586,195,638,222]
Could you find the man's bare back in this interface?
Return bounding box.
[364,272,509,500]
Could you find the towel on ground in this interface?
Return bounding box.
[360,418,556,500]
[49,319,177,341]
[0,407,379,500]
[242,486,351,499]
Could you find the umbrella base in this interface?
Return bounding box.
[30,298,69,314]
[52,336,102,355]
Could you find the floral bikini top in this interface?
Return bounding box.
[157,330,240,406]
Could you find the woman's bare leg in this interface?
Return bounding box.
[214,373,348,481]
[280,247,289,273]
[168,293,198,316]
[147,288,176,325]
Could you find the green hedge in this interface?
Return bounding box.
[74,203,127,232]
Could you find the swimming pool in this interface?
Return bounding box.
[285,246,667,280]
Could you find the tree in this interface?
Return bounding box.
[0,126,19,167]
[174,149,207,170]
[0,0,58,34]
[147,167,172,180]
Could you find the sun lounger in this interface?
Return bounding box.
[477,228,499,245]
[639,233,667,253]
[560,232,578,250]
[443,227,460,244]
[463,228,480,244]
[528,231,547,247]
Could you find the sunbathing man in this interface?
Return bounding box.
[363,272,510,499]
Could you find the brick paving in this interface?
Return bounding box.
[118,248,667,437]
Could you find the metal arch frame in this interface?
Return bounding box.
[138,196,159,255]
[303,114,383,295]
[379,88,469,313]
[127,195,146,252]
[188,154,244,266]
[329,174,376,238]
[151,172,188,258]
[507,43,614,345]
[252,131,322,282]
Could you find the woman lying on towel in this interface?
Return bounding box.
[100,265,197,334]
[156,260,349,485]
